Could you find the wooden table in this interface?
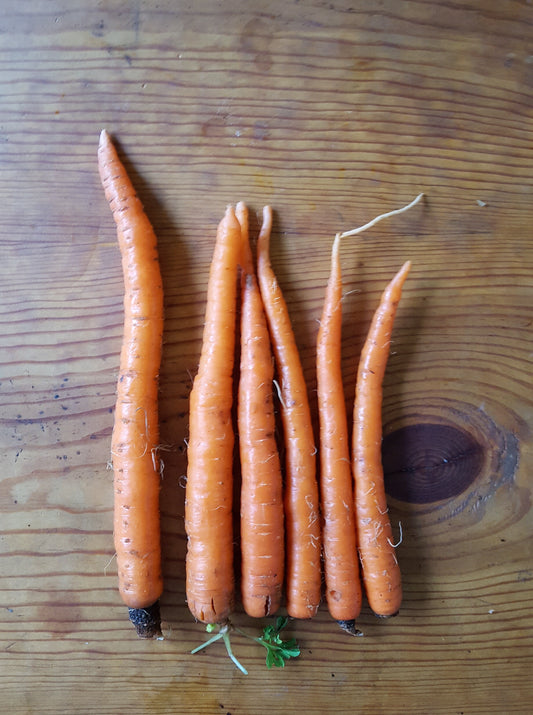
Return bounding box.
[2,1,532,712]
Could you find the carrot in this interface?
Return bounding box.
[185,205,242,625]
[98,129,163,638]
[256,207,321,619]
[352,260,411,617]
[318,193,423,630]
[236,202,285,619]
[317,232,362,633]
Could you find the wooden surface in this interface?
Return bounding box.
[1,1,532,713]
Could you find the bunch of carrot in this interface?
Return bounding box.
[98,129,422,645]
[185,195,423,636]
[185,202,321,627]
[318,195,423,629]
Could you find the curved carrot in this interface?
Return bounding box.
[98,129,163,638]
[236,202,285,619]
[352,260,411,617]
[185,205,242,625]
[317,233,362,630]
[318,193,423,629]
[256,207,321,619]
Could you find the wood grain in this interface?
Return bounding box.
[1,0,532,712]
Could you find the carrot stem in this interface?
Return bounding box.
[191,624,249,675]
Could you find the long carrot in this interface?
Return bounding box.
[185,205,242,625]
[98,129,163,638]
[317,232,362,632]
[236,202,285,619]
[352,260,411,617]
[256,207,321,619]
[318,193,423,630]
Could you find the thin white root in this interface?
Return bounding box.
[338,193,424,240]
[340,288,361,303]
[363,481,376,497]
[137,407,150,458]
[305,494,316,510]
[273,379,286,409]
[156,443,175,452]
[103,552,117,575]
[372,519,384,543]
[309,533,321,548]
[387,521,403,548]
[376,500,389,516]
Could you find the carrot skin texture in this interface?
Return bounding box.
[98,130,163,628]
[317,235,362,622]
[256,207,321,619]
[236,202,285,619]
[185,206,242,624]
[353,261,411,617]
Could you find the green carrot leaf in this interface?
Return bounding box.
[192,617,300,673]
[255,616,301,669]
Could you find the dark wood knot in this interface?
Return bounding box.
[382,423,484,504]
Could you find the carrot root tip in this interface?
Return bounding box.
[336,619,364,636]
[374,610,400,619]
[128,601,162,639]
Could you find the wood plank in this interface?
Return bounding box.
[1,0,532,712]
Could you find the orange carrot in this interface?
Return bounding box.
[98,129,163,638]
[236,202,285,619]
[317,232,362,631]
[185,205,242,625]
[318,193,423,630]
[352,260,411,617]
[256,207,321,619]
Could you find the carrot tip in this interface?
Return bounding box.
[128,601,162,639]
[374,610,400,619]
[336,619,364,636]
[99,128,111,147]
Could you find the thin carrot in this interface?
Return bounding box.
[352,260,411,617]
[318,193,423,630]
[98,129,163,638]
[317,232,362,633]
[185,205,242,625]
[256,207,321,619]
[236,202,285,619]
